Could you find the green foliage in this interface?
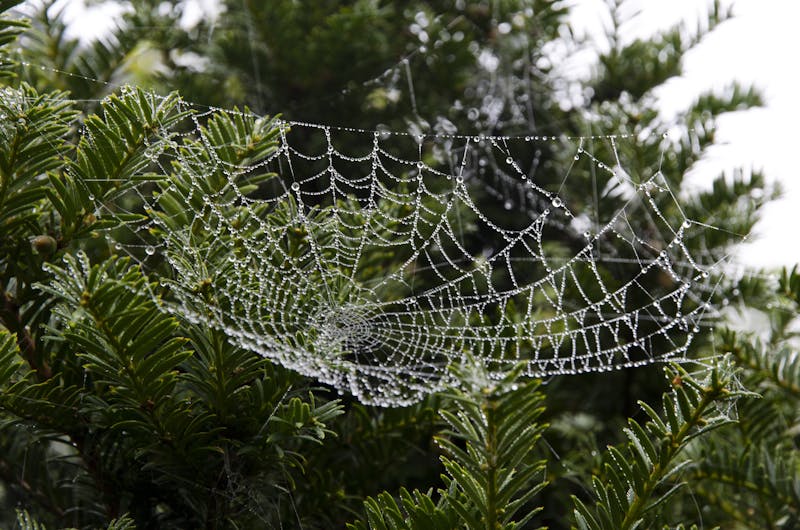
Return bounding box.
[14,509,136,530]
[672,267,800,529]
[1,250,346,526]
[14,509,49,530]
[593,0,732,104]
[0,80,345,526]
[0,0,26,76]
[39,253,194,443]
[0,0,789,529]
[350,368,547,530]
[0,83,75,248]
[0,329,21,385]
[572,361,750,530]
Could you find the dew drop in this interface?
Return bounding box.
[504,200,513,210]
[505,156,513,164]
[291,182,300,191]
[551,197,562,208]
[145,246,155,256]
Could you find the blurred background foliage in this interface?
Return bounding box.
[0,0,796,528]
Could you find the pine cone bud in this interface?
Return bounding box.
[32,235,57,255]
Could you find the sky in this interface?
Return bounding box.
[57,0,800,269]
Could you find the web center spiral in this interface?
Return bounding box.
[313,304,384,361]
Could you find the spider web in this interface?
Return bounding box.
[93,98,718,406]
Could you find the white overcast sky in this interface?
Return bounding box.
[59,0,800,269]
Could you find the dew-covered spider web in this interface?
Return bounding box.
[90,94,719,406]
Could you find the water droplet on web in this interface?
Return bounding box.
[97,113,717,407]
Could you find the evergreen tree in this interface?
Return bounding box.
[0,1,791,529]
